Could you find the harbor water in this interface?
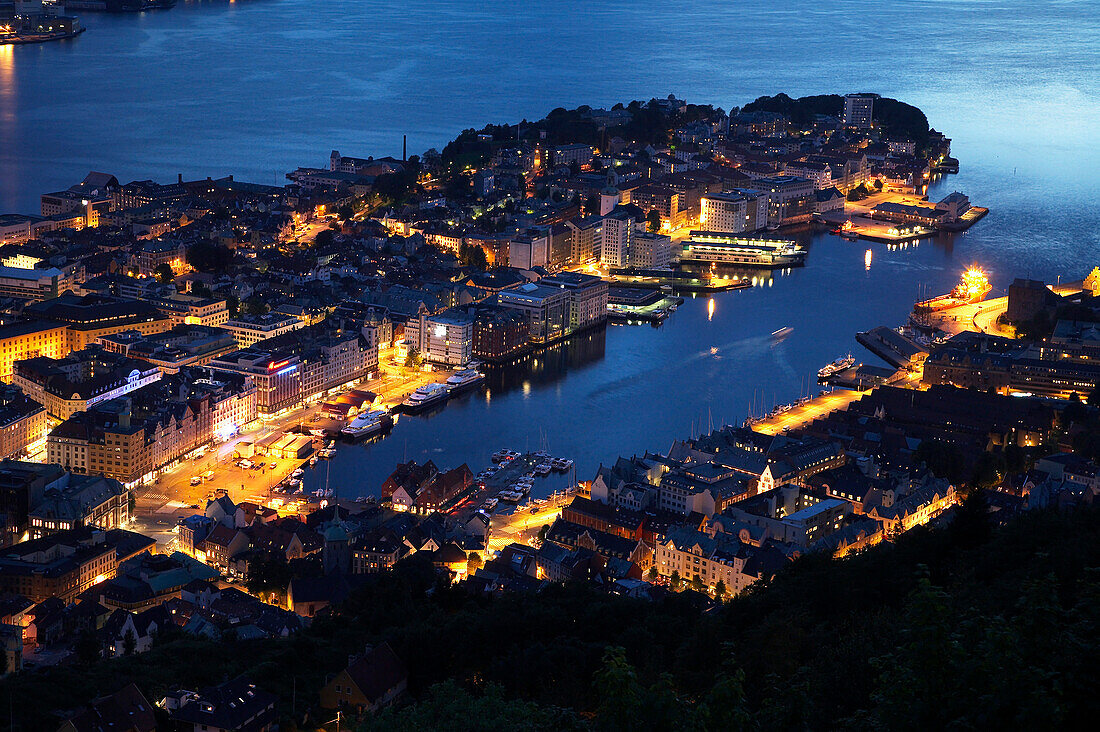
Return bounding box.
[2,0,1098,497]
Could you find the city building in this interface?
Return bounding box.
[599,209,635,267]
[404,311,475,366]
[97,325,237,373]
[566,216,602,264]
[24,293,172,351]
[842,93,877,128]
[699,191,768,234]
[210,321,376,417]
[497,283,569,343]
[28,474,129,539]
[43,370,255,486]
[222,312,304,348]
[508,229,550,271]
[471,307,529,361]
[0,526,154,603]
[754,176,816,226]
[0,264,76,302]
[539,271,609,334]
[14,347,162,420]
[551,143,594,169]
[0,384,48,463]
[0,320,69,383]
[631,184,688,231]
[0,461,68,547]
[147,293,230,327]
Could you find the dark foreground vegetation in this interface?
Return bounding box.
[6,499,1100,730]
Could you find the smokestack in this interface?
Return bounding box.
[402,135,407,162]
[178,173,183,184]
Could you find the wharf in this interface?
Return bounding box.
[855,326,929,370]
[939,206,989,232]
[825,364,904,390]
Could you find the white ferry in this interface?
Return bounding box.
[818,354,856,379]
[401,383,450,413]
[341,409,394,439]
[446,366,485,393]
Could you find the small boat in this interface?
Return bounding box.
[535,463,552,476]
[309,428,327,437]
[291,468,304,478]
[771,326,794,341]
[309,457,319,467]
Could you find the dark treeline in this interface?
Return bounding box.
[5,498,1100,730]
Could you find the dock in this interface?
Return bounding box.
[855,326,929,370]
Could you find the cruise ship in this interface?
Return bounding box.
[680,231,807,267]
[401,383,450,413]
[445,366,485,394]
[340,409,394,439]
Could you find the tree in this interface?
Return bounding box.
[646,209,661,233]
[646,566,659,582]
[594,647,642,732]
[689,575,705,593]
[313,229,335,248]
[466,552,483,576]
[584,195,601,217]
[152,263,174,284]
[186,241,234,274]
[122,628,136,656]
[714,579,727,600]
[75,628,100,664]
[537,524,549,545]
[669,570,682,590]
[459,243,488,271]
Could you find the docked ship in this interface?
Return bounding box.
[913,268,992,312]
[445,366,485,394]
[680,231,807,268]
[401,383,449,413]
[818,354,856,379]
[340,409,394,439]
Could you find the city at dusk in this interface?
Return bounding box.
[1,1,1099,730]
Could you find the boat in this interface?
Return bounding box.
[341,409,394,439]
[401,383,450,413]
[771,326,794,341]
[535,463,552,476]
[484,498,498,511]
[309,428,327,437]
[445,366,485,394]
[291,468,304,478]
[913,268,992,312]
[680,232,807,267]
[818,354,856,379]
[309,457,319,467]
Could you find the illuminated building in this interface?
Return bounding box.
[699,191,768,234]
[0,321,69,383]
[842,93,877,129]
[13,346,162,420]
[222,313,303,348]
[24,293,172,351]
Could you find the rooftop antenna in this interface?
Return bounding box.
[402,135,407,162]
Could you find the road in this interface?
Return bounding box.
[487,491,575,554]
[752,388,865,436]
[131,356,455,545]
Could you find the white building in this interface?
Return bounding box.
[407,312,474,366]
[699,192,768,234]
[629,233,674,268]
[508,231,549,270]
[842,93,876,129]
[599,210,634,268]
